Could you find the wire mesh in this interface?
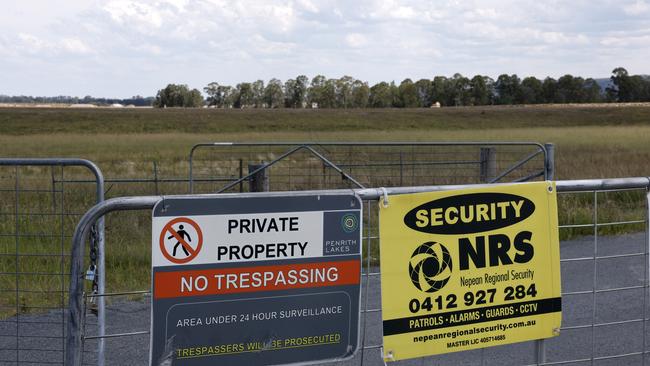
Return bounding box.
[189,143,549,194]
[0,164,101,365]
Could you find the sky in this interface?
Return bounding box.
[1,0,649,98]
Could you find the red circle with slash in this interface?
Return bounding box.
[159,217,203,264]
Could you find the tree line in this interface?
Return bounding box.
[154,68,649,108]
[2,67,647,108]
[0,95,154,106]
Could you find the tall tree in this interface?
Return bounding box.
[556,74,585,103]
[336,76,355,108]
[321,79,338,108]
[351,80,370,108]
[368,82,392,107]
[235,82,254,108]
[251,80,265,107]
[608,67,650,102]
[608,67,630,102]
[495,74,521,105]
[470,75,490,106]
[389,82,400,107]
[583,78,602,103]
[264,79,284,108]
[414,79,432,107]
[398,78,419,107]
[154,84,203,108]
[204,82,222,107]
[520,77,543,104]
[308,75,326,107]
[284,79,297,108]
[430,76,448,106]
[294,75,309,108]
[541,78,558,103]
[450,73,471,106]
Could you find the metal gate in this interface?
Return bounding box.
[0,159,105,365]
[188,142,555,193]
[66,177,649,365]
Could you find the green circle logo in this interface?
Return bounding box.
[341,214,358,233]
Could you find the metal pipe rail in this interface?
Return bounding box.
[188,141,553,193]
[0,158,107,366]
[65,177,650,366]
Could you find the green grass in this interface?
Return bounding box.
[2,105,650,135]
[1,105,649,318]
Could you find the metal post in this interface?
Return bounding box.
[544,143,555,180]
[535,339,546,365]
[249,163,269,192]
[153,161,159,195]
[479,147,496,183]
[399,152,404,186]
[644,189,650,366]
[239,159,244,193]
[67,196,158,366]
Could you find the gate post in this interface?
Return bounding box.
[544,143,555,180]
[249,163,269,192]
[479,147,496,183]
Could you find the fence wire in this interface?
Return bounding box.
[189,142,551,194]
[74,180,650,366]
[0,163,102,365]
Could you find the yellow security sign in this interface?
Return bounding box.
[379,182,561,362]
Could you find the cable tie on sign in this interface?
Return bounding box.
[380,187,389,208]
[161,195,167,213]
[382,348,394,364]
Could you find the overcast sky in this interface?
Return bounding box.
[1,0,649,98]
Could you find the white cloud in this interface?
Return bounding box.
[103,0,166,32]
[1,0,649,97]
[17,33,49,54]
[166,0,191,11]
[538,31,590,46]
[139,43,163,55]
[265,4,296,33]
[367,0,421,21]
[345,33,367,48]
[623,0,650,15]
[297,0,320,13]
[60,38,93,54]
[13,34,94,56]
[250,34,297,55]
[601,33,650,47]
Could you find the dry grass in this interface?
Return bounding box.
[1,106,649,318]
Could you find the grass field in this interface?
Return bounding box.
[2,105,650,179]
[0,105,649,318]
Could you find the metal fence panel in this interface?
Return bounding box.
[0,159,104,366]
[67,177,650,366]
[189,142,552,194]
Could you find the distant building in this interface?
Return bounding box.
[431,101,441,108]
[311,102,319,109]
[70,104,97,108]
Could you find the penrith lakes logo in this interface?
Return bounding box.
[341,213,359,233]
[408,241,452,293]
